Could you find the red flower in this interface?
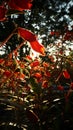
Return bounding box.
[0,6,7,21]
[8,0,32,11]
[18,27,45,54]
[63,70,70,79]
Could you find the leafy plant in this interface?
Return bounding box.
[0,0,73,130]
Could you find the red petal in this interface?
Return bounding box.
[8,0,32,11]
[0,6,7,21]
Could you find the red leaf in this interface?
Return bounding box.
[45,71,51,77]
[25,85,31,91]
[57,85,64,91]
[43,62,49,67]
[14,72,25,80]
[3,70,11,77]
[70,82,73,89]
[25,55,32,60]
[64,30,73,40]
[30,60,40,67]
[50,31,60,36]
[59,50,63,55]
[18,27,45,54]
[0,6,7,21]
[18,27,37,42]
[19,73,25,80]
[0,58,5,64]
[8,0,32,11]
[63,70,70,79]
[30,41,45,55]
[42,81,48,88]
[34,72,42,79]
[50,31,55,35]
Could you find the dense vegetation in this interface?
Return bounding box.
[0,0,73,130]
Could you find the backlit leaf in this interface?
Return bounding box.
[30,40,45,55]
[18,27,37,42]
[63,70,70,79]
[8,0,32,11]
[18,27,45,54]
